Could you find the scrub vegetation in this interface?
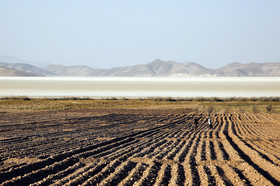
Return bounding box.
[0,96,279,113]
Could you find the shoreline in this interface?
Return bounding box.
[1,96,280,102]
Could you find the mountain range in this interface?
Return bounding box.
[0,57,280,77]
[0,66,37,76]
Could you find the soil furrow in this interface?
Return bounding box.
[224,118,280,185]
[121,162,149,186]
[138,161,162,186]
[1,110,279,185]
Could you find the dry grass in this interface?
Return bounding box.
[0,97,279,113]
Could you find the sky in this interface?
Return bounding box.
[0,0,280,69]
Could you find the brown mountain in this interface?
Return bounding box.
[1,58,280,77]
[0,66,37,76]
[214,62,280,77]
[87,60,280,77]
[0,62,53,76]
[44,65,99,76]
[94,59,211,76]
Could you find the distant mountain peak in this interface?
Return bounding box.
[1,56,280,77]
[0,66,40,76]
[148,59,173,64]
[0,62,53,76]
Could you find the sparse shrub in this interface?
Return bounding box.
[7,96,31,101]
[194,97,205,101]
[165,97,177,102]
[266,104,273,113]
[252,105,258,114]
[22,96,31,101]
[212,97,223,102]
[229,97,235,101]
[151,97,178,101]
[103,97,118,100]
[153,97,164,101]
[239,107,245,113]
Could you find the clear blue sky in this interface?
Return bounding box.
[0,0,279,69]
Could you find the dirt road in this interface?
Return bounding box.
[1,109,280,185]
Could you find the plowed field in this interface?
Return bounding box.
[1,108,280,185]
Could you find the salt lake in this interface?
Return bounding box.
[0,77,280,98]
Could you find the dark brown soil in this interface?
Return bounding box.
[1,108,280,185]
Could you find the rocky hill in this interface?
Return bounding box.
[44,65,96,76]
[1,58,280,77]
[89,59,212,76]
[214,62,280,77]
[0,66,37,76]
[0,62,53,76]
